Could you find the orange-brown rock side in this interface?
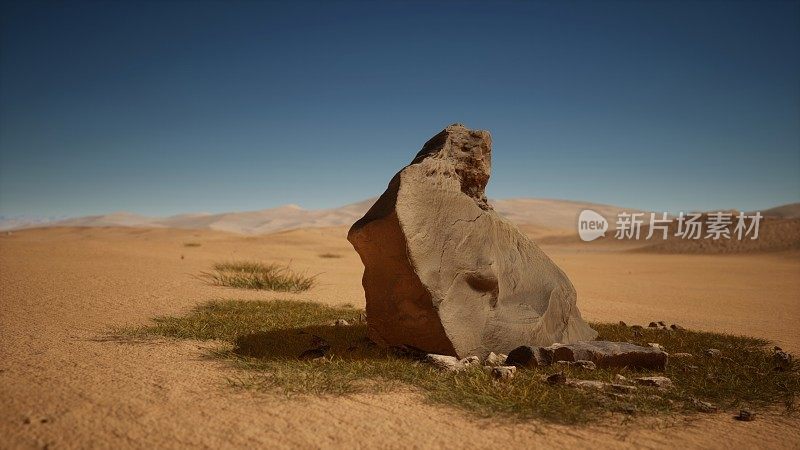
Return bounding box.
[349,208,456,355]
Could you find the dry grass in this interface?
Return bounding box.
[183,242,202,247]
[318,253,342,259]
[117,299,799,424]
[198,261,316,292]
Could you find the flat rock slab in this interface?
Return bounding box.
[508,341,668,370]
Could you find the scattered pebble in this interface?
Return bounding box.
[773,350,792,371]
[647,343,666,352]
[460,356,481,367]
[566,379,607,390]
[735,409,756,422]
[546,371,567,385]
[657,321,666,327]
[704,348,722,358]
[618,321,627,327]
[671,352,694,359]
[670,324,685,331]
[490,366,516,381]
[648,322,659,328]
[610,383,637,393]
[691,398,718,413]
[333,319,350,326]
[614,374,627,382]
[425,354,464,372]
[484,352,507,367]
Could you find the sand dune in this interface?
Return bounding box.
[1,197,643,235]
[1,225,798,448]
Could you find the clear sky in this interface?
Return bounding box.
[1,0,798,218]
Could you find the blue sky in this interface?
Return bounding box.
[1,0,798,217]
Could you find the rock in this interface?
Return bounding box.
[691,398,718,413]
[490,366,516,381]
[773,350,792,371]
[614,374,627,382]
[704,348,722,358]
[546,371,567,385]
[671,352,693,359]
[543,341,668,370]
[735,409,756,421]
[460,356,481,367]
[635,376,673,389]
[618,321,627,327]
[555,360,597,370]
[630,325,644,330]
[506,345,549,368]
[334,319,350,326]
[425,354,464,372]
[566,379,607,390]
[347,124,597,358]
[647,343,666,352]
[670,324,685,331]
[485,352,507,366]
[299,335,331,359]
[648,322,659,328]
[657,321,666,327]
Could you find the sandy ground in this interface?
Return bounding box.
[1,226,799,449]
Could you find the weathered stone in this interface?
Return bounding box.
[460,356,481,367]
[485,352,507,367]
[691,398,718,412]
[544,341,668,370]
[648,343,666,352]
[610,383,637,393]
[348,124,597,358]
[546,371,567,385]
[635,376,673,389]
[333,319,350,326]
[735,409,756,421]
[670,324,685,331]
[671,352,694,359]
[490,366,516,381]
[506,345,549,368]
[648,322,659,328]
[566,379,607,390]
[425,354,464,372]
[704,348,722,358]
[773,350,792,371]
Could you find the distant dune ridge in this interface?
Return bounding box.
[0,198,644,235]
[1,200,798,254]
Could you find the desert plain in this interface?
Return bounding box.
[1,211,799,448]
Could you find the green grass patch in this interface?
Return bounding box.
[199,261,316,292]
[118,299,798,424]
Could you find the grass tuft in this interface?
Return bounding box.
[183,242,202,247]
[118,299,799,424]
[199,261,316,292]
[318,253,342,259]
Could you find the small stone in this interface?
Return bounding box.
[614,374,627,382]
[485,352,507,366]
[704,348,722,358]
[630,325,644,330]
[773,350,792,371]
[544,341,668,370]
[566,379,607,390]
[546,371,567,385]
[691,398,718,413]
[635,376,673,389]
[490,366,516,381]
[648,322,659,328]
[506,345,548,368]
[657,321,666,327]
[618,321,627,327]
[670,324,685,331]
[671,352,694,359]
[460,356,481,367]
[425,354,464,372]
[299,347,328,360]
[735,409,756,422]
[647,343,666,352]
[334,319,350,326]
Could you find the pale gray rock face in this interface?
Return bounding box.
[348,124,597,358]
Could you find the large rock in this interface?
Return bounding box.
[347,124,597,358]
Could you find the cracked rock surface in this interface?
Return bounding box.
[348,124,597,358]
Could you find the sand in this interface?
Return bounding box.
[1,226,799,449]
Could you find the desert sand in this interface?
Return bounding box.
[1,226,799,449]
